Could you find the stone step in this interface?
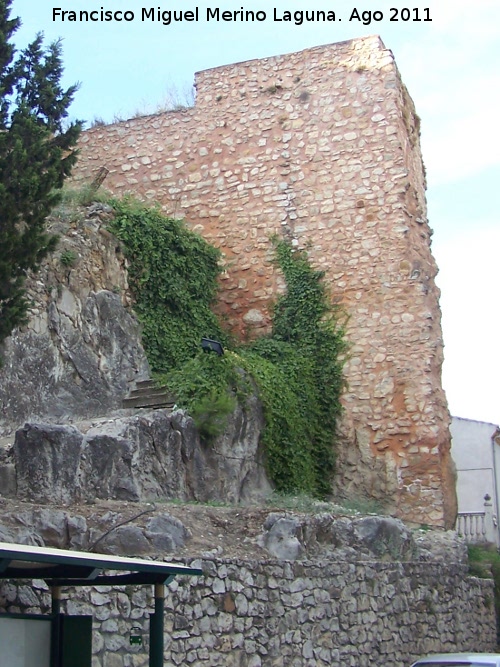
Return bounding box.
[127,386,172,399]
[122,394,176,409]
[122,379,176,410]
[135,379,157,390]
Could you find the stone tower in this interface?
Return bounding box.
[72,36,456,527]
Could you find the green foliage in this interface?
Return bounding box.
[339,496,387,516]
[239,345,317,494]
[59,184,108,207]
[59,249,78,267]
[264,492,386,516]
[468,543,500,642]
[265,492,337,513]
[190,389,237,441]
[108,197,228,373]
[158,351,245,442]
[165,238,347,497]
[240,239,348,497]
[110,203,347,496]
[0,0,81,346]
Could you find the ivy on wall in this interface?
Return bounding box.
[241,239,348,497]
[108,197,228,372]
[109,198,347,498]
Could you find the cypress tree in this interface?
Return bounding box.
[0,0,81,347]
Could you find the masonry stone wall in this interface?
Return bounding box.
[0,558,496,667]
[71,36,455,527]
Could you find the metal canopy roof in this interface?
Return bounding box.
[0,541,202,586]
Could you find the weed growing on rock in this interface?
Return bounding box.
[59,249,78,267]
[468,543,500,643]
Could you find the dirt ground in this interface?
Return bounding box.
[0,496,305,561]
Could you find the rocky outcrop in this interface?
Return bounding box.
[257,513,420,562]
[0,497,466,564]
[0,504,190,556]
[0,203,149,436]
[0,199,274,511]
[7,399,271,506]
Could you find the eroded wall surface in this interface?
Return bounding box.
[72,37,454,526]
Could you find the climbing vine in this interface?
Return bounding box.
[109,197,347,497]
[108,197,228,372]
[241,239,348,497]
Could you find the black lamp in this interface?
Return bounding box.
[201,337,224,356]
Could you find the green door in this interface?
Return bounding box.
[59,615,92,667]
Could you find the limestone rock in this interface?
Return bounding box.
[144,515,191,552]
[0,507,88,548]
[96,526,151,556]
[0,497,469,565]
[257,514,304,560]
[351,516,415,559]
[14,423,84,504]
[11,403,272,506]
[0,445,16,497]
[0,504,190,557]
[258,512,418,561]
[0,205,149,437]
[170,392,272,505]
[413,529,468,563]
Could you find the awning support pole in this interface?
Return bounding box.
[149,582,165,667]
[51,585,61,615]
[50,586,62,667]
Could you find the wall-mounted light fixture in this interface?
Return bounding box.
[201,337,224,356]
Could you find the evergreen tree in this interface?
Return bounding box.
[0,0,81,347]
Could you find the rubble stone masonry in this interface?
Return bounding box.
[1,557,496,667]
[72,36,455,527]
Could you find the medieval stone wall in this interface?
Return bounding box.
[71,36,454,527]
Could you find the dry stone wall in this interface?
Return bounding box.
[0,558,495,667]
[72,36,454,527]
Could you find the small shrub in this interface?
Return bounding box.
[265,492,337,513]
[161,351,246,443]
[90,117,106,128]
[59,185,108,207]
[190,389,237,442]
[263,84,282,94]
[339,496,387,516]
[60,249,78,267]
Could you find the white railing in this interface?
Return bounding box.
[456,497,499,546]
[456,512,487,543]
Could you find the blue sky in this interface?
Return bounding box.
[11,0,500,426]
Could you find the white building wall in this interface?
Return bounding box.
[451,416,500,544]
